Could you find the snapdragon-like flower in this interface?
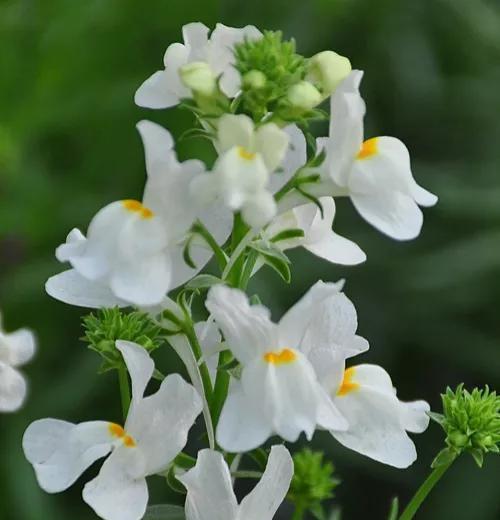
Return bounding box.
[265,197,366,266]
[0,315,36,412]
[135,22,261,109]
[285,281,430,467]
[318,70,438,240]
[192,114,291,228]
[178,445,293,520]
[206,284,348,452]
[46,120,231,308]
[23,341,202,520]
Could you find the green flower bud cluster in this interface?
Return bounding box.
[234,31,307,120]
[431,384,500,468]
[82,308,163,372]
[287,448,340,517]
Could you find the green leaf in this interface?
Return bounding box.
[250,241,292,283]
[270,228,305,243]
[143,505,185,520]
[470,448,484,468]
[166,467,186,494]
[386,497,399,520]
[185,274,222,291]
[427,411,445,425]
[182,236,197,269]
[261,253,291,283]
[431,447,458,468]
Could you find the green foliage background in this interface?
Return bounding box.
[1,0,499,518]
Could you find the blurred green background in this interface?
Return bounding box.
[1,0,499,518]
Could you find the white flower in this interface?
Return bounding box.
[191,114,290,228]
[288,281,430,467]
[178,445,293,520]
[135,22,262,109]
[318,70,438,240]
[325,364,430,468]
[206,284,348,452]
[23,341,202,520]
[46,120,232,308]
[265,197,366,265]
[0,315,36,412]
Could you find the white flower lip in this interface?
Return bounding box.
[0,317,36,413]
[319,70,438,240]
[23,341,202,520]
[178,445,293,520]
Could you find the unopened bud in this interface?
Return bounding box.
[307,50,352,96]
[287,81,322,110]
[180,61,217,97]
[243,70,267,90]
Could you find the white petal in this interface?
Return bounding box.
[45,269,128,308]
[110,252,171,307]
[206,286,277,364]
[255,123,290,171]
[269,125,307,195]
[410,183,438,207]
[55,228,86,262]
[298,198,366,265]
[278,279,344,349]
[23,419,114,493]
[332,365,424,468]
[400,400,430,433]
[216,380,272,453]
[241,351,339,442]
[134,70,179,109]
[217,114,254,153]
[138,120,201,239]
[349,136,428,240]
[177,449,238,520]
[1,327,36,367]
[195,320,222,383]
[325,70,365,186]
[125,373,202,475]
[241,190,277,228]
[167,334,215,450]
[115,341,154,403]
[83,447,148,520]
[0,362,27,412]
[182,22,210,58]
[163,42,191,99]
[306,232,366,265]
[239,445,293,520]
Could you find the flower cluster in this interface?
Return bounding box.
[22,22,441,520]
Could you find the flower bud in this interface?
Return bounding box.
[287,81,322,110]
[307,50,352,96]
[242,70,267,90]
[179,61,217,97]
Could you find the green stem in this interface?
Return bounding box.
[291,504,306,520]
[118,365,131,420]
[184,325,214,403]
[210,350,232,428]
[193,221,228,271]
[239,250,259,290]
[399,461,454,520]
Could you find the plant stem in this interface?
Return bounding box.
[399,461,454,520]
[118,365,131,420]
[291,504,306,520]
[193,221,228,271]
[184,326,214,402]
[210,350,232,428]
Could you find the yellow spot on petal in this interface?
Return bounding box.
[123,435,136,447]
[356,138,378,160]
[337,367,360,396]
[122,199,154,219]
[263,348,297,365]
[108,423,136,448]
[237,146,256,161]
[109,423,126,438]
